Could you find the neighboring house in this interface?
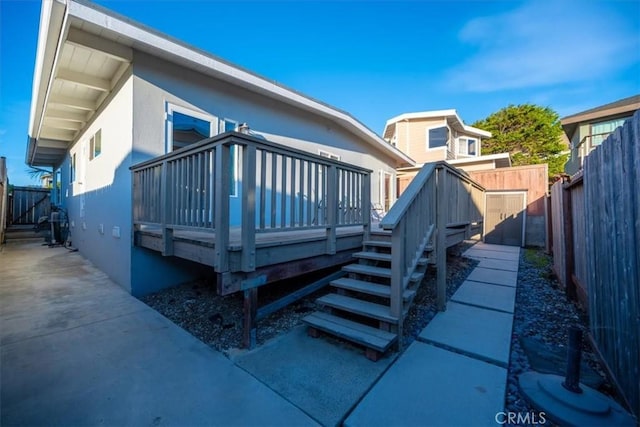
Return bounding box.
[26,0,413,296]
[562,94,640,176]
[382,110,511,194]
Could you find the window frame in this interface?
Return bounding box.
[166,103,217,153]
[425,125,450,150]
[70,153,76,183]
[89,129,102,160]
[457,137,477,156]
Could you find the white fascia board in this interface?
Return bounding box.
[27,0,67,164]
[462,124,492,138]
[65,1,413,166]
[447,153,510,164]
[385,109,457,127]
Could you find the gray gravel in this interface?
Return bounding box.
[139,243,477,355]
[505,248,614,421]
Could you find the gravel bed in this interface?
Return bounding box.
[139,243,477,355]
[505,248,615,421]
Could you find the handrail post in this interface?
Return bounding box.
[436,165,447,311]
[214,143,230,272]
[326,165,337,255]
[241,143,256,272]
[390,219,404,348]
[363,172,371,241]
[160,160,174,256]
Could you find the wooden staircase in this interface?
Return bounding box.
[304,228,434,361]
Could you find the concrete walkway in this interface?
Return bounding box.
[346,242,520,427]
[0,242,317,426]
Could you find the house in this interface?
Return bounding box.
[382,110,511,194]
[562,94,640,176]
[25,0,414,299]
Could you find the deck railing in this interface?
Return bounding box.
[380,162,484,337]
[131,132,371,272]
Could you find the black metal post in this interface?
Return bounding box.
[562,327,583,394]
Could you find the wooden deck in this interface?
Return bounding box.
[135,224,367,294]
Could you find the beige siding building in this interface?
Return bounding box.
[382,110,511,194]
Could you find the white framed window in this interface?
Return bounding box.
[458,137,477,156]
[89,129,102,160]
[426,126,449,150]
[166,103,216,152]
[70,153,76,183]
[319,149,340,160]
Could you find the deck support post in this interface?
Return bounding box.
[436,166,447,312]
[243,287,258,349]
[326,165,337,255]
[160,160,174,256]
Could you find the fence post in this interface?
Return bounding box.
[562,179,576,300]
[241,143,256,272]
[436,166,448,311]
[160,160,174,256]
[326,165,337,255]
[214,143,230,272]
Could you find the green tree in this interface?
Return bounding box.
[472,104,568,181]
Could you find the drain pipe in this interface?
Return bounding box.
[562,327,583,394]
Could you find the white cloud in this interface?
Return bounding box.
[445,0,639,92]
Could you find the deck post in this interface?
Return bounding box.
[243,287,258,349]
[241,143,257,272]
[363,173,371,241]
[390,219,404,350]
[214,143,230,272]
[326,165,337,255]
[436,166,448,311]
[160,160,174,256]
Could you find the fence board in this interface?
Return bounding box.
[579,112,639,417]
[550,180,566,286]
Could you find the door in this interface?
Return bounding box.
[380,171,392,213]
[484,192,526,246]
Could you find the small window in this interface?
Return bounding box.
[222,119,238,133]
[319,150,340,160]
[89,129,102,160]
[70,153,76,183]
[458,137,477,156]
[427,126,449,149]
[171,110,212,151]
[222,119,239,197]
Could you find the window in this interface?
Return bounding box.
[426,126,449,149]
[89,129,102,160]
[319,149,340,160]
[169,108,213,151]
[590,117,630,147]
[458,137,477,156]
[70,153,76,183]
[222,119,238,133]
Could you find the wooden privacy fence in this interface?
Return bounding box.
[550,111,639,417]
[8,186,50,226]
[132,132,371,273]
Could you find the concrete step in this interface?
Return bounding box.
[331,278,415,301]
[316,293,398,324]
[303,311,397,353]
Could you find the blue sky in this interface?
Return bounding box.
[1,0,639,185]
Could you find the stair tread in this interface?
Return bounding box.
[363,240,392,248]
[303,312,396,352]
[353,251,392,262]
[331,278,415,300]
[343,264,391,278]
[316,293,398,323]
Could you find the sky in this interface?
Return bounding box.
[1,0,639,185]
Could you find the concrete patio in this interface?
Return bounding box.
[0,241,316,426]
